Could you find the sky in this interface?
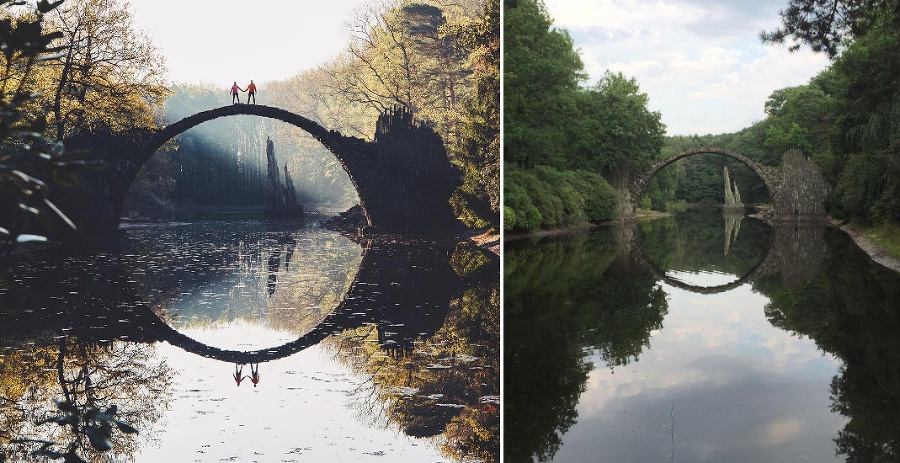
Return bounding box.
[129,0,371,88]
[541,0,832,135]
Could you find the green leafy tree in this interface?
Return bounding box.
[503,0,584,169]
[503,0,664,230]
[568,71,665,174]
[760,0,900,57]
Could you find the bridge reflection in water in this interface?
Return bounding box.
[505,210,900,463]
[0,225,499,462]
[626,210,826,295]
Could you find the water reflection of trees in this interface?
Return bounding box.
[327,241,500,462]
[1,339,173,462]
[636,208,772,277]
[1,226,497,462]
[504,230,668,462]
[118,223,363,337]
[755,228,900,461]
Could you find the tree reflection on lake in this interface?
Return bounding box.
[505,208,900,462]
[0,219,499,462]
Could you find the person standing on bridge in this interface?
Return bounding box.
[231,81,244,104]
[246,80,257,104]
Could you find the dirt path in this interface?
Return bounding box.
[830,219,900,274]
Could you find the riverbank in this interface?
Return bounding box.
[830,219,900,274]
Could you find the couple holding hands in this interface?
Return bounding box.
[231,80,257,104]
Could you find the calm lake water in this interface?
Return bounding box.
[505,208,900,462]
[0,218,499,462]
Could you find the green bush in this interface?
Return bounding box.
[572,170,618,222]
[504,166,618,232]
[503,206,517,230]
[640,195,652,210]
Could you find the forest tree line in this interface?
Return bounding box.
[503,0,666,232]
[1,0,499,230]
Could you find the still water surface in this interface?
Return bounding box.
[505,208,900,462]
[0,218,499,462]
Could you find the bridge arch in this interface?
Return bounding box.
[629,147,782,213]
[66,104,461,235]
[136,104,370,221]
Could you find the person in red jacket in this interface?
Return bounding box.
[246,80,257,104]
[233,364,247,386]
[230,82,243,104]
[250,363,260,387]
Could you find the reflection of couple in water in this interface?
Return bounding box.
[233,363,260,387]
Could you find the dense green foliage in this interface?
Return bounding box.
[503,165,617,231]
[503,0,665,232]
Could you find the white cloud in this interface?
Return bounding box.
[542,0,830,134]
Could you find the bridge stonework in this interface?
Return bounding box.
[627,147,827,221]
[60,105,461,236]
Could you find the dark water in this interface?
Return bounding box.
[0,219,499,462]
[505,208,900,462]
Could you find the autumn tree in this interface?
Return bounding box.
[44,0,168,139]
[325,0,474,134]
[302,0,497,227]
[449,0,500,227]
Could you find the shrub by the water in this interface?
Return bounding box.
[504,166,618,232]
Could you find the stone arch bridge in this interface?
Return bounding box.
[61,105,461,236]
[627,147,828,220]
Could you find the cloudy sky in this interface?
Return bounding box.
[541,0,831,135]
[129,0,370,88]
[552,278,846,461]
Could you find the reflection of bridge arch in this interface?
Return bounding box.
[631,240,777,295]
[139,290,364,364]
[629,219,829,294]
[629,147,781,211]
[630,217,783,294]
[131,238,488,364]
